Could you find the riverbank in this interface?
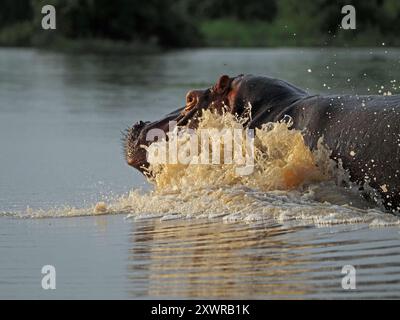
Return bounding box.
[199,19,400,47]
[2,19,400,54]
[0,25,161,54]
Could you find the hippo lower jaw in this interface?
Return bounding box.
[126,151,147,171]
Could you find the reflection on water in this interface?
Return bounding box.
[1,214,400,299]
[127,219,400,299]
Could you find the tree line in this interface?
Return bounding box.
[1,0,400,48]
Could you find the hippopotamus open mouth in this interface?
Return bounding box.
[123,74,250,173]
[123,74,310,172]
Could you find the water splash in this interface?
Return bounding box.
[144,110,328,191]
[3,109,399,227]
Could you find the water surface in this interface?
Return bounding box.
[1,47,400,299]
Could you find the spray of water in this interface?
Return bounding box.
[5,109,399,227]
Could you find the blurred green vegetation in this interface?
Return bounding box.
[1,0,400,51]
[200,0,400,47]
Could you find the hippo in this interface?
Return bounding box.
[124,74,400,213]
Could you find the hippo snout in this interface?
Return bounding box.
[124,120,150,170]
[132,121,147,135]
[183,89,210,115]
[123,74,245,174]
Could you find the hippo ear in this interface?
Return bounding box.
[216,75,231,93]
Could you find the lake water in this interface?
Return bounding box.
[1,47,400,299]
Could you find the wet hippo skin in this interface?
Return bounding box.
[124,74,400,213]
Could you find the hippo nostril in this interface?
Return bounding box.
[186,91,197,105]
[182,89,208,115]
[184,91,200,115]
